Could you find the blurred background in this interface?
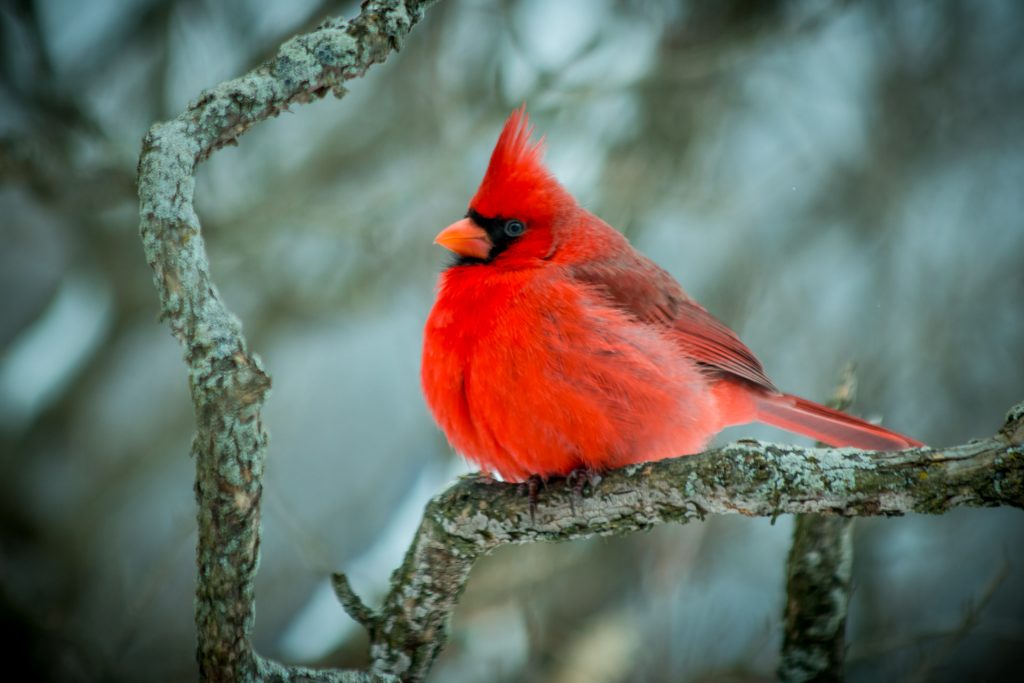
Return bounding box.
[2,0,1023,680]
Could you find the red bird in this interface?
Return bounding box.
[421,106,922,483]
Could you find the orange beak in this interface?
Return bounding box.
[434,218,492,259]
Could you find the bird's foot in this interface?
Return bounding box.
[517,474,546,522]
[565,468,602,515]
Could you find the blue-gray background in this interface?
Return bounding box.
[1,0,1022,680]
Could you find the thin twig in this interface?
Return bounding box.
[332,572,380,634]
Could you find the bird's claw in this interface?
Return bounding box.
[566,468,602,515]
[517,474,545,522]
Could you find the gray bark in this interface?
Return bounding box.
[351,411,1023,680]
[780,369,856,683]
[137,2,439,681]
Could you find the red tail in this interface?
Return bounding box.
[754,393,923,450]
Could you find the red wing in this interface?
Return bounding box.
[568,255,777,392]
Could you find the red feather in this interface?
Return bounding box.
[422,107,923,482]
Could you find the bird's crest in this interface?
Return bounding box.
[485,104,546,184]
[471,105,569,220]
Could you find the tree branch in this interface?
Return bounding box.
[355,405,1023,681]
[780,367,857,683]
[779,515,852,682]
[136,2,439,681]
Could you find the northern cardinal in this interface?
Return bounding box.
[421,106,922,483]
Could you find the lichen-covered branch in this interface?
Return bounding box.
[779,515,852,682]
[780,369,857,683]
[136,2,438,682]
[354,404,1024,681]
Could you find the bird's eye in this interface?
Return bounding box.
[504,219,526,237]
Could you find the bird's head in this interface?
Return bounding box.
[434,105,575,266]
